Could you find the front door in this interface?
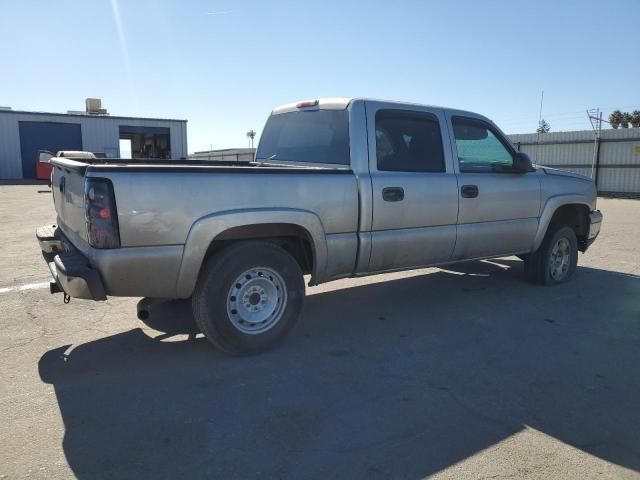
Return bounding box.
[36,150,54,181]
[366,102,459,272]
[448,114,541,260]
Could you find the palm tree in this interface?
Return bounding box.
[620,112,632,129]
[609,110,623,129]
[246,130,256,149]
[630,110,640,128]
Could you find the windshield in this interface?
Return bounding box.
[256,110,350,165]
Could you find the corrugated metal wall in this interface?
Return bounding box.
[0,111,188,179]
[189,148,255,163]
[510,129,640,194]
[0,112,23,178]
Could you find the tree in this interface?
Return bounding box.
[631,110,640,128]
[536,119,551,134]
[620,112,632,128]
[246,130,256,149]
[609,110,623,129]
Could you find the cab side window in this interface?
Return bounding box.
[452,116,514,173]
[375,110,445,173]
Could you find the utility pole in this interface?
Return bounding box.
[587,108,603,188]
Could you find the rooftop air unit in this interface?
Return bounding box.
[85,98,108,115]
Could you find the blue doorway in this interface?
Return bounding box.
[19,122,82,178]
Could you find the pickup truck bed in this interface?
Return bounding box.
[47,156,360,299]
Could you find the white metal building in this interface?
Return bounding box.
[189,148,255,163]
[0,101,187,179]
[510,128,640,194]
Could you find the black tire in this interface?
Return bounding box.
[192,241,305,354]
[524,225,578,285]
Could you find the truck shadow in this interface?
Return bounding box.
[0,179,49,186]
[38,259,640,479]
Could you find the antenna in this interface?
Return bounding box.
[587,108,602,132]
[534,90,544,162]
[538,90,544,126]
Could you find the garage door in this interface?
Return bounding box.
[19,122,82,178]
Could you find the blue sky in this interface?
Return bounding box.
[1,0,638,152]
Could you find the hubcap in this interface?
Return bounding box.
[549,237,571,281]
[226,267,287,335]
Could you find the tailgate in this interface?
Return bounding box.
[51,159,89,248]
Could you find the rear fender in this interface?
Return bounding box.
[175,208,328,298]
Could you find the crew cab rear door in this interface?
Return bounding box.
[365,101,459,272]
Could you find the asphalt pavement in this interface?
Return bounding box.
[0,184,639,479]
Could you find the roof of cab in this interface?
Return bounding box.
[270,97,490,123]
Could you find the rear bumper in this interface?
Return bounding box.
[37,224,107,301]
[586,210,603,248]
[36,224,64,254]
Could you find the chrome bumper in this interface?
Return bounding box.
[587,210,603,247]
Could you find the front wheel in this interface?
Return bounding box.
[192,241,305,354]
[524,225,578,285]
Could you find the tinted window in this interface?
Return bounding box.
[452,117,514,173]
[38,151,53,163]
[375,110,445,172]
[256,110,349,165]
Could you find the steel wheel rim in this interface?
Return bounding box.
[226,267,287,335]
[549,237,571,281]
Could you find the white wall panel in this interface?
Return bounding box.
[0,111,187,179]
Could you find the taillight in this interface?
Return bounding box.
[84,178,120,249]
[296,99,319,108]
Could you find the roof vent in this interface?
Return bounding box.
[85,98,108,115]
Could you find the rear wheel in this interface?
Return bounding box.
[524,225,578,285]
[192,241,305,354]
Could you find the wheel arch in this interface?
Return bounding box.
[534,195,592,252]
[175,208,328,298]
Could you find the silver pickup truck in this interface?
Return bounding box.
[37,98,602,353]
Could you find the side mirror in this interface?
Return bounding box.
[512,152,534,173]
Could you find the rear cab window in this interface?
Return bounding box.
[375,109,445,172]
[256,109,350,165]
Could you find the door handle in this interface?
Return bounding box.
[461,184,479,198]
[382,187,404,202]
